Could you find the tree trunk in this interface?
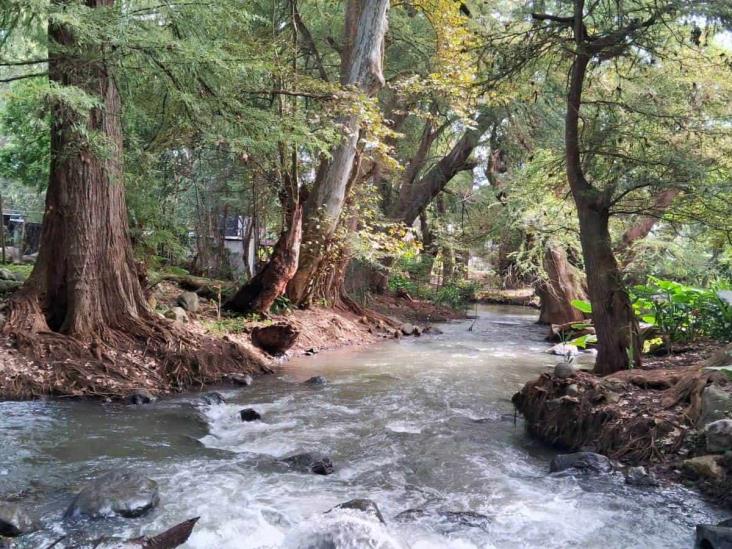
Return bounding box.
[564,19,640,374]
[12,0,151,339]
[226,205,303,314]
[537,244,587,325]
[287,0,389,305]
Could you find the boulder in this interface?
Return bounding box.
[176,291,200,313]
[695,524,732,549]
[328,499,385,524]
[65,471,159,519]
[165,306,188,323]
[624,466,659,487]
[547,343,579,356]
[554,361,578,379]
[0,268,14,281]
[125,389,156,405]
[224,373,253,386]
[240,408,261,422]
[400,323,416,336]
[199,392,226,405]
[281,452,334,475]
[438,511,491,531]
[700,385,732,426]
[251,323,299,355]
[705,419,732,454]
[683,455,723,480]
[0,502,36,537]
[565,384,580,397]
[304,376,327,386]
[549,452,613,474]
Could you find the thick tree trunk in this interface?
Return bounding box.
[226,205,303,314]
[287,0,389,305]
[537,244,587,325]
[564,33,640,374]
[8,0,151,340]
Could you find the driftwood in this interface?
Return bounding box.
[136,517,200,549]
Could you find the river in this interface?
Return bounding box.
[1,305,724,548]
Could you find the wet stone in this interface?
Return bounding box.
[199,392,226,405]
[240,408,262,422]
[281,452,334,475]
[624,466,659,487]
[65,471,159,519]
[695,523,732,549]
[125,389,156,405]
[550,452,613,474]
[328,499,385,524]
[0,502,36,537]
[304,376,327,386]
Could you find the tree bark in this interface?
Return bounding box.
[564,24,640,374]
[10,0,152,339]
[226,204,303,314]
[537,244,587,325]
[287,0,389,305]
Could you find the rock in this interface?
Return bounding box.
[304,347,318,356]
[394,508,429,523]
[705,419,732,453]
[65,471,159,519]
[240,408,261,422]
[549,452,613,474]
[695,524,732,549]
[328,499,385,524]
[566,384,580,397]
[199,392,226,405]
[165,306,188,323]
[547,343,579,356]
[624,466,659,487]
[700,385,732,426]
[0,268,14,281]
[412,326,423,336]
[304,376,327,386]
[176,291,199,313]
[424,326,443,335]
[719,518,732,527]
[125,389,156,405]
[400,323,416,336]
[601,377,628,392]
[251,323,299,355]
[683,455,723,479]
[281,452,334,475]
[0,502,35,537]
[705,343,732,368]
[554,361,578,379]
[224,373,253,386]
[438,511,491,531]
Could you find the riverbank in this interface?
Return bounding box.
[0,278,464,401]
[513,343,732,509]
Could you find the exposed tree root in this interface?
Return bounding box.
[1,289,270,400]
[512,365,729,464]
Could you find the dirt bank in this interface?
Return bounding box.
[513,344,732,508]
[0,280,461,400]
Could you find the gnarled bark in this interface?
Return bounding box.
[537,244,587,325]
[287,0,389,305]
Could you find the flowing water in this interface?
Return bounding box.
[1,305,724,548]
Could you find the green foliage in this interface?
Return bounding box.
[571,299,592,314]
[633,277,732,343]
[271,295,292,315]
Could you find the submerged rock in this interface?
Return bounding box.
[224,373,253,386]
[125,389,156,405]
[705,419,732,454]
[695,523,732,549]
[549,452,613,474]
[199,392,226,405]
[281,452,334,475]
[328,499,385,524]
[624,466,659,487]
[0,502,36,537]
[65,471,160,519]
[176,291,200,313]
[240,408,262,422]
[304,376,328,386]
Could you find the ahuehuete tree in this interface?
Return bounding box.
[0,0,267,395]
[529,0,732,374]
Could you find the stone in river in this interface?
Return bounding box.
[549,452,613,474]
[281,452,334,475]
[65,471,159,519]
[240,408,262,422]
[328,499,385,524]
[0,501,36,537]
[304,376,328,386]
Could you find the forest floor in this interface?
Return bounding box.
[0,277,464,401]
[513,341,732,508]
